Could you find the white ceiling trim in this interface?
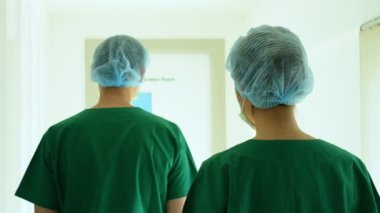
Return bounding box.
[45,0,255,16]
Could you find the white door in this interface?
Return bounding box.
[360,25,380,189]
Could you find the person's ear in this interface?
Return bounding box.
[140,68,145,82]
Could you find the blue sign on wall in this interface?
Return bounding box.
[132,92,152,112]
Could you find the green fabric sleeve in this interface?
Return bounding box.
[352,158,380,212]
[166,128,197,200]
[183,160,227,213]
[370,177,380,211]
[15,132,60,210]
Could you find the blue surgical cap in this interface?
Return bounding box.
[91,35,149,87]
[226,25,314,109]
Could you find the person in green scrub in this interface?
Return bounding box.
[183,25,380,212]
[16,35,197,213]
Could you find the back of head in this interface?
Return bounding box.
[226,25,314,109]
[91,35,149,87]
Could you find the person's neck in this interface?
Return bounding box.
[253,106,314,140]
[92,87,137,108]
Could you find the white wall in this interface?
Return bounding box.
[2,0,23,211]
[226,0,380,158]
[2,0,48,212]
[0,0,6,210]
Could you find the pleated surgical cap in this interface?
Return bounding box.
[91,35,149,87]
[226,25,314,109]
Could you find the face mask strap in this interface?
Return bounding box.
[239,98,256,130]
[241,98,246,111]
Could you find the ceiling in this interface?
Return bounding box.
[45,0,256,16]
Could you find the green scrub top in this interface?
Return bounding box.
[183,139,380,213]
[16,107,197,212]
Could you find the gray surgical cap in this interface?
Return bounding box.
[91,35,149,87]
[226,25,314,109]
